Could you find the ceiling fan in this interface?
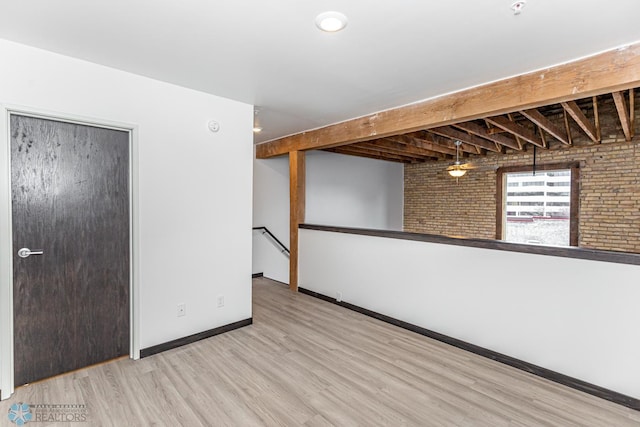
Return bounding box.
[446,140,476,178]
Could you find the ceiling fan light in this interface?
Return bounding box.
[448,168,467,178]
[448,140,467,178]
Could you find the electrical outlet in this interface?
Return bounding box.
[217,295,225,308]
[336,292,342,302]
[177,303,186,317]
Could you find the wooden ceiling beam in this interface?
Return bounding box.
[356,142,421,158]
[326,146,414,163]
[630,88,635,138]
[485,116,545,148]
[612,91,632,141]
[561,101,599,142]
[486,127,508,135]
[256,42,640,158]
[357,141,437,160]
[376,138,446,159]
[416,132,478,154]
[386,134,457,156]
[592,96,601,142]
[538,125,548,147]
[346,144,419,161]
[507,113,530,148]
[289,151,305,291]
[519,108,571,145]
[563,109,574,145]
[453,122,521,150]
[326,148,410,163]
[428,126,501,152]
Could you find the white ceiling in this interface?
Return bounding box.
[1,1,640,143]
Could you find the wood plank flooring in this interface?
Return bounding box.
[2,277,639,426]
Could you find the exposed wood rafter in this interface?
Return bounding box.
[422,133,477,155]
[358,141,435,160]
[453,122,521,150]
[428,126,501,152]
[538,126,547,147]
[377,138,446,159]
[486,127,507,135]
[563,109,573,145]
[256,42,640,158]
[612,91,632,141]
[520,108,571,145]
[386,135,457,156]
[485,116,545,148]
[593,96,601,142]
[506,114,526,149]
[327,146,413,163]
[630,88,635,138]
[561,101,599,143]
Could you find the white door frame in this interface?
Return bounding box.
[0,105,140,400]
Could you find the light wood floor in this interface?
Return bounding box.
[2,277,639,426]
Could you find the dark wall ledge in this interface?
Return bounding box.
[300,224,640,266]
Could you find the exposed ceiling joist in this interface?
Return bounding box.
[428,126,501,153]
[520,108,571,145]
[486,126,507,135]
[630,88,635,138]
[326,146,413,163]
[485,116,545,148]
[612,91,632,141]
[256,42,640,158]
[563,109,574,146]
[386,135,457,156]
[417,132,478,154]
[538,126,548,147]
[592,96,601,142]
[357,141,439,160]
[453,122,521,150]
[323,89,637,163]
[378,138,446,159]
[504,113,524,150]
[432,136,478,155]
[561,101,600,143]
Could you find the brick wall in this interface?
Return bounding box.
[404,97,640,253]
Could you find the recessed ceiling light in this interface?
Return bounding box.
[315,11,348,32]
[253,127,263,133]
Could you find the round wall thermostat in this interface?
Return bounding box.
[208,120,220,133]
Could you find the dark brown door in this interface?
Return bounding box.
[11,115,130,386]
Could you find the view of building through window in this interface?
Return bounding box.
[504,170,571,246]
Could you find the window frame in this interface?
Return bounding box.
[496,162,580,246]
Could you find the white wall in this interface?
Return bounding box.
[252,152,290,284]
[300,228,640,399]
[0,40,253,357]
[252,150,404,283]
[306,151,404,230]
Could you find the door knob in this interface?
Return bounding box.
[17,248,44,258]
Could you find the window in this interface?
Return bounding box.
[497,163,579,247]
